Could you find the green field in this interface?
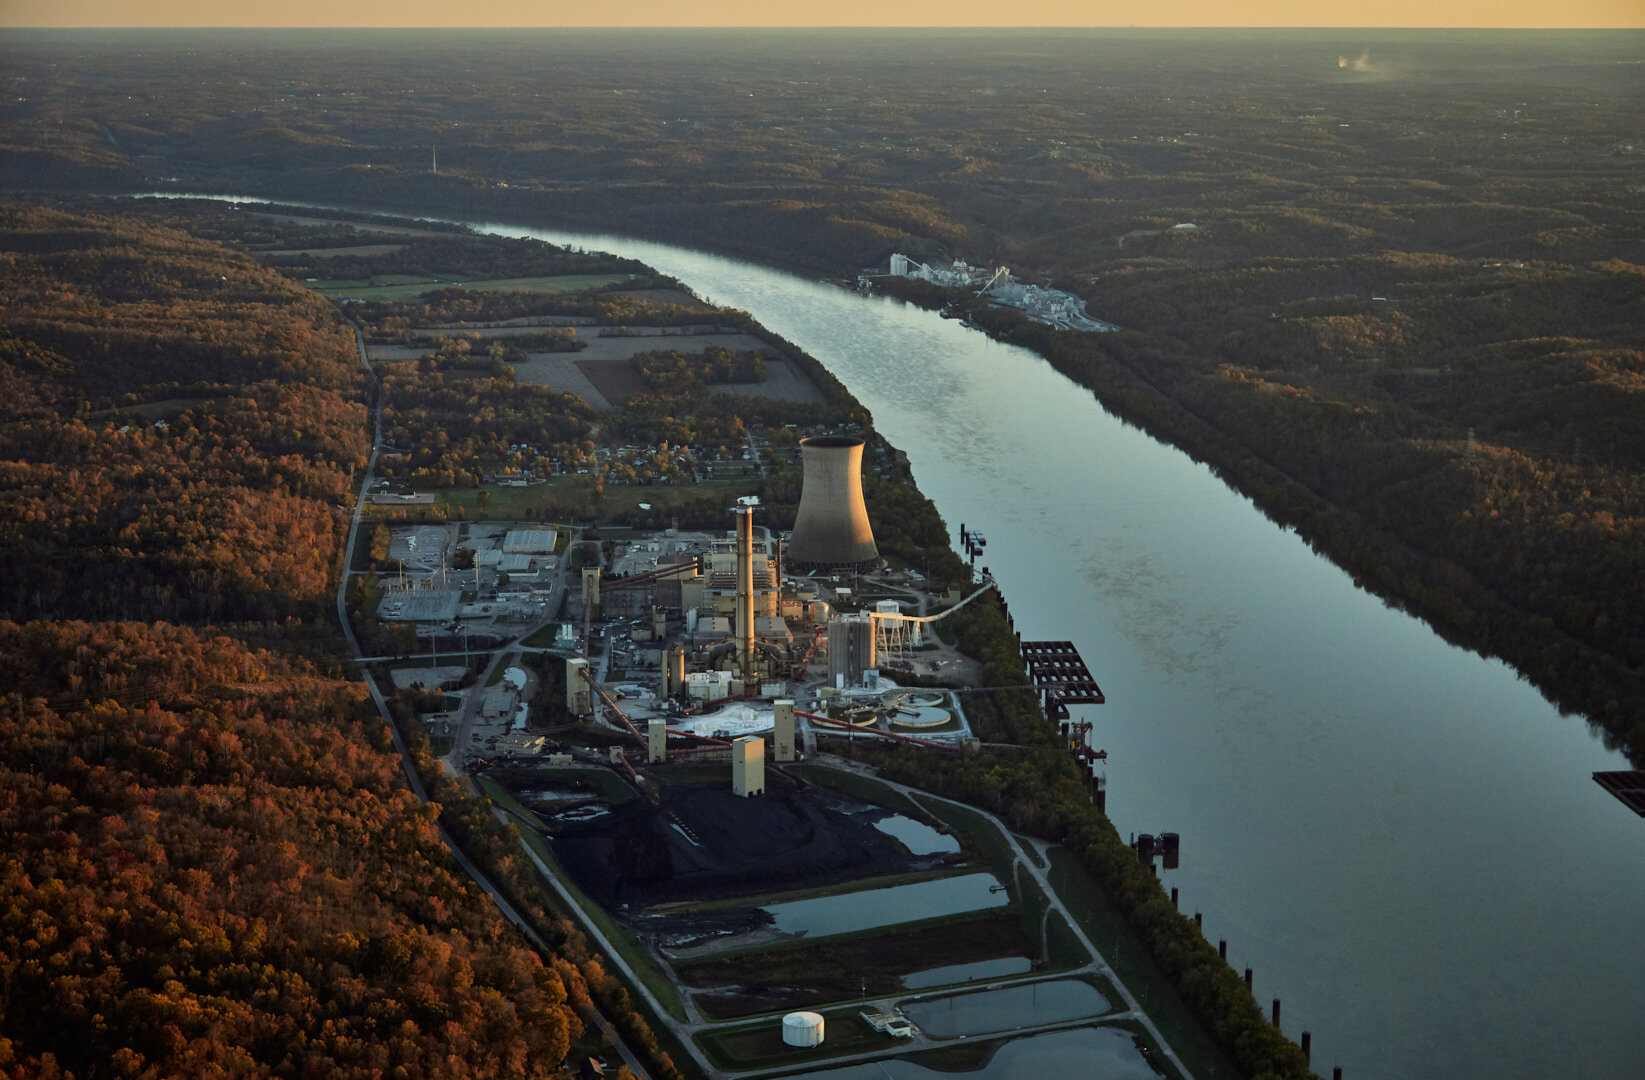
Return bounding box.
[456,274,630,294]
[310,273,629,301]
[676,910,1039,1020]
[364,474,763,523]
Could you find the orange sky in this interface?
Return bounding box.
[4,0,1643,27]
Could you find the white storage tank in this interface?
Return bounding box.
[782,1011,825,1047]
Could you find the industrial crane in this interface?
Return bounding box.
[974,266,1011,295]
[791,625,827,680]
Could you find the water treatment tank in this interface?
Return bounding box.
[782,1011,826,1047]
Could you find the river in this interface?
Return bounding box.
[150,195,1645,1079]
[476,220,1643,1080]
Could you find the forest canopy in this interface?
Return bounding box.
[0,207,640,1079]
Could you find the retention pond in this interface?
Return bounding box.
[776,1025,1157,1080]
[902,956,1032,990]
[764,872,1006,938]
[901,978,1113,1037]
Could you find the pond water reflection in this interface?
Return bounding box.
[902,956,1031,990]
[777,1025,1155,1080]
[901,979,1112,1037]
[874,815,961,855]
[764,873,1006,939]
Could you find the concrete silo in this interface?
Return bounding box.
[787,436,878,571]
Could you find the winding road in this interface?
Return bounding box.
[333,320,655,1080]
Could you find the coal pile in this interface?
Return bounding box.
[548,782,948,909]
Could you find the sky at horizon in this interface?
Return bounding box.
[4,1,1643,29]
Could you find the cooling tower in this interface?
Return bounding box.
[787,436,878,570]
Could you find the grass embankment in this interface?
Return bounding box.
[785,763,933,820]
[1047,847,1243,1080]
[650,866,974,920]
[912,794,1020,884]
[311,272,629,301]
[347,521,378,572]
[367,474,762,523]
[485,653,517,686]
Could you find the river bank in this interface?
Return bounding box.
[869,275,1644,767]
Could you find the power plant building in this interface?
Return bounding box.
[732,735,765,797]
[679,537,781,619]
[773,699,796,762]
[786,437,878,571]
[565,657,591,716]
[827,613,876,688]
[502,528,557,554]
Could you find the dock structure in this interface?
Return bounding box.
[1593,771,1645,817]
[1018,640,1105,720]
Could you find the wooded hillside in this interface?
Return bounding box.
[0,207,629,1079]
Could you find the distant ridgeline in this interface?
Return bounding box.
[0,205,686,1080]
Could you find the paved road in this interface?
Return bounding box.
[856,766,1193,1080]
[333,320,654,1080]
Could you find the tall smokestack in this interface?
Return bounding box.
[787,436,878,570]
[735,507,756,685]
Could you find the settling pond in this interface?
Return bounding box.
[873,814,960,855]
[764,872,1006,938]
[901,978,1114,1037]
[903,956,1031,990]
[776,1025,1158,1080]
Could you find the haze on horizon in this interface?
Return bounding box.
[6,0,1643,28]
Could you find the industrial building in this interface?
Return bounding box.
[887,253,1119,332]
[560,445,997,796]
[503,528,558,554]
[786,436,879,571]
[731,735,765,797]
[827,613,876,688]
